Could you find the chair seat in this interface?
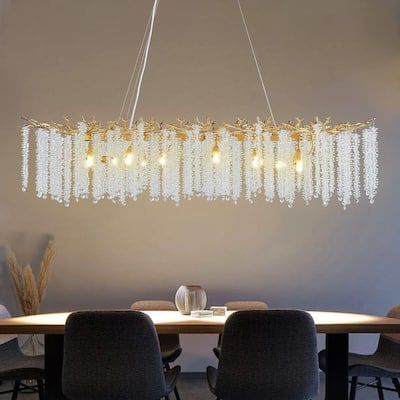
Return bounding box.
[212,346,221,359]
[319,350,400,378]
[165,365,181,394]
[0,354,44,380]
[162,346,182,364]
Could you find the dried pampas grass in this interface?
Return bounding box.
[7,240,55,315]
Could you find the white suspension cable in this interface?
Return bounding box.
[126,38,148,120]
[118,15,152,121]
[128,0,159,128]
[237,0,277,126]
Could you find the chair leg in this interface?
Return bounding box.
[165,362,171,370]
[376,377,385,400]
[165,396,170,400]
[173,386,181,400]
[350,376,358,400]
[392,378,400,398]
[37,379,44,400]
[11,380,20,400]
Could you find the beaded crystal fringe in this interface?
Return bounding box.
[21,121,378,208]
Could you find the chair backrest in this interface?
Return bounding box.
[131,300,177,311]
[0,304,18,346]
[62,311,167,400]
[224,300,268,311]
[131,300,180,352]
[374,305,400,362]
[214,310,319,400]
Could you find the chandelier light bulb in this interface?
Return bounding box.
[85,148,94,168]
[251,150,262,169]
[111,156,119,166]
[211,143,221,164]
[124,147,134,166]
[293,148,303,174]
[159,153,167,166]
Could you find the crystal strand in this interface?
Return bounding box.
[231,135,242,203]
[301,133,313,204]
[263,131,275,202]
[92,133,103,202]
[118,137,127,205]
[21,126,29,192]
[73,122,88,200]
[337,131,352,209]
[106,129,118,201]
[125,130,139,200]
[149,131,161,201]
[202,132,213,200]
[362,126,379,203]
[253,123,263,196]
[36,128,49,199]
[243,132,253,202]
[351,133,361,203]
[161,129,170,200]
[285,134,296,207]
[313,123,322,198]
[192,125,202,195]
[136,122,148,195]
[63,135,72,206]
[216,128,231,200]
[49,129,63,202]
[183,129,193,199]
[320,131,333,207]
[170,130,180,204]
[277,130,295,206]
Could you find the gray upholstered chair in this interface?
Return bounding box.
[131,300,182,400]
[207,310,319,400]
[319,304,400,400]
[0,304,44,400]
[62,310,180,400]
[213,300,268,359]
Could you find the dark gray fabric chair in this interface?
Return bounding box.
[62,310,180,400]
[207,310,319,400]
[319,305,400,400]
[0,304,44,400]
[131,300,182,400]
[213,300,268,359]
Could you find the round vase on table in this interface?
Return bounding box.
[175,285,207,315]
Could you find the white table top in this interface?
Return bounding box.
[1,310,400,335]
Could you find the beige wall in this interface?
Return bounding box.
[0,0,399,370]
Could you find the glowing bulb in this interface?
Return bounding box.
[111,156,119,166]
[85,148,94,168]
[275,160,287,170]
[159,153,167,166]
[211,144,221,164]
[251,151,263,169]
[295,159,304,173]
[124,147,134,166]
[293,149,303,174]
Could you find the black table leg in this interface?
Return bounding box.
[44,334,67,400]
[325,333,349,400]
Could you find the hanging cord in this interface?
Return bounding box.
[128,0,159,128]
[237,0,277,126]
[118,15,152,121]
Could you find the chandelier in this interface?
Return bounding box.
[20,1,379,208]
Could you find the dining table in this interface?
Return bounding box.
[1,309,400,400]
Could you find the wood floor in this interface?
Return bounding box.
[0,373,399,399]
